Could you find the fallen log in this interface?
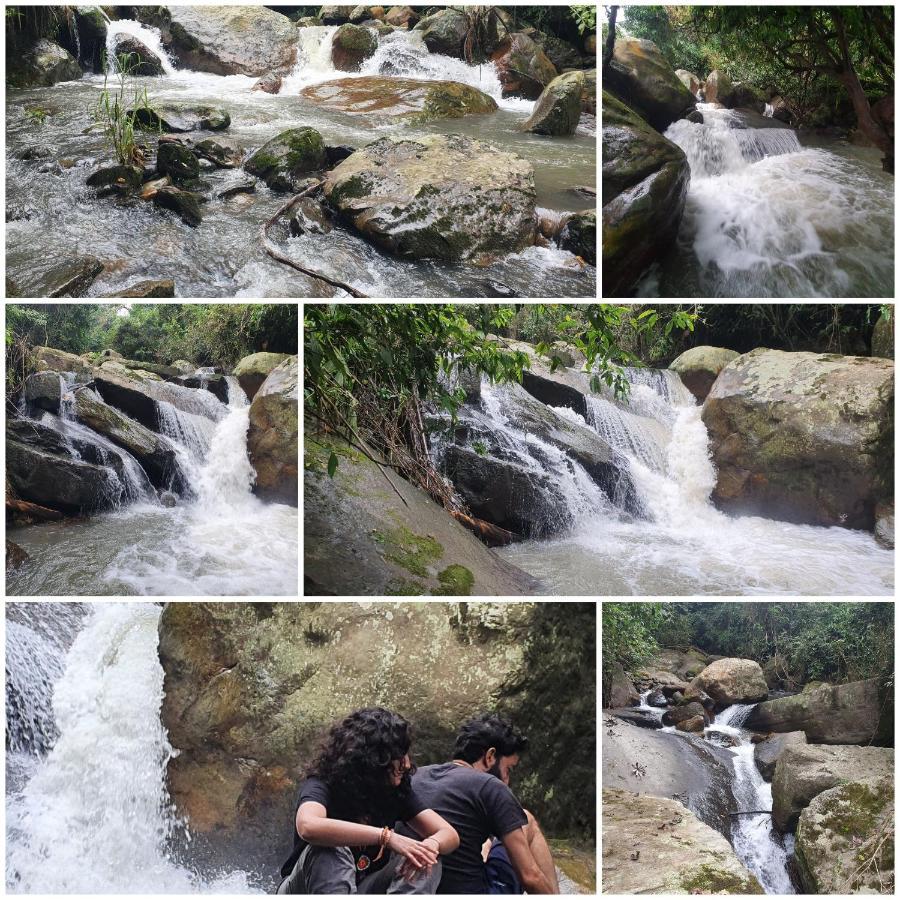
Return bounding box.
[450,510,521,547]
[6,498,64,522]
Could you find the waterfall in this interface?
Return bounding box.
[764,102,774,118]
[6,604,253,893]
[104,19,176,76]
[705,705,795,894]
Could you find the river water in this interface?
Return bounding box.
[636,104,894,297]
[7,377,298,596]
[495,369,893,595]
[6,22,595,298]
[6,603,258,893]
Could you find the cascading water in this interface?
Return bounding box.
[6,603,254,893]
[104,19,177,75]
[638,103,895,297]
[496,367,893,595]
[704,705,795,894]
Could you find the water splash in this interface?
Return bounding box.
[104,19,177,76]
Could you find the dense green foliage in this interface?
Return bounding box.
[5,304,297,399]
[498,603,595,841]
[601,603,665,701]
[619,6,893,130]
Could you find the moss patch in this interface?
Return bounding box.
[372,525,443,577]
[432,564,474,596]
[678,864,764,894]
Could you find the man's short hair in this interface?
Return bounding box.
[453,713,529,763]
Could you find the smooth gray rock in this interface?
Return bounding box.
[754,731,807,781]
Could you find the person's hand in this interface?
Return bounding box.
[387,832,438,881]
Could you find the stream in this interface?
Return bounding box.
[6,602,259,892]
[7,375,298,597]
[6,22,596,298]
[636,103,893,297]
[492,369,893,595]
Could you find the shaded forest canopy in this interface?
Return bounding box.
[603,602,894,701]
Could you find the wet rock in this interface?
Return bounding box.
[581,69,596,116]
[233,352,292,402]
[13,256,104,298]
[689,658,768,708]
[192,138,244,169]
[603,789,763,894]
[602,721,736,836]
[163,6,297,77]
[331,23,377,72]
[686,109,704,124]
[675,69,700,95]
[131,103,230,133]
[646,689,667,707]
[247,356,298,505]
[875,507,894,548]
[86,164,144,194]
[325,145,356,167]
[320,5,355,25]
[8,39,82,88]
[754,731,807,781]
[871,309,894,358]
[289,198,334,236]
[251,72,283,94]
[244,127,326,192]
[160,491,177,508]
[605,38,696,131]
[490,33,557,100]
[727,81,766,115]
[139,175,172,200]
[414,8,470,58]
[152,186,203,227]
[702,349,894,529]
[156,142,200,180]
[173,373,229,404]
[558,210,595,266]
[73,6,108,72]
[300,76,497,123]
[215,177,257,200]
[606,709,661,729]
[794,778,894,894]
[602,90,689,296]
[110,34,164,76]
[772,744,894,832]
[23,371,63,413]
[705,69,733,105]
[745,679,892,746]
[296,15,323,28]
[669,346,740,402]
[520,26,584,72]
[383,6,419,28]
[676,715,706,733]
[101,279,176,298]
[6,540,29,573]
[662,702,706,726]
[524,71,584,136]
[323,134,534,261]
[607,661,639,707]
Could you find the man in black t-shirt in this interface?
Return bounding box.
[406,715,559,895]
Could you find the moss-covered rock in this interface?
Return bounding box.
[331,22,377,71]
[156,142,200,180]
[323,133,534,261]
[233,351,292,401]
[110,34,164,76]
[523,71,584,137]
[669,345,740,401]
[872,309,894,359]
[7,39,82,88]
[244,127,326,192]
[86,164,144,194]
[131,103,230,134]
[29,345,95,377]
[152,185,203,227]
[702,349,894,529]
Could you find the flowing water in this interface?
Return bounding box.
[6,22,595,298]
[636,104,894,297]
[496,368,893,595]
[6,603,258,893]
[7,376,298,596]
[704,705,794,894]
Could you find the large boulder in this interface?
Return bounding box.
[247,357,298,506]
[669,346,740,402]
[414,8,470,58]
[643,647,711,681]
[23,372,64,413]
[675,69,700,96]
[11,257,104,299]
[323,134,535,261]
[110,34,164,76]
[489,33,558,100]
[771,743,894,831]
[131,103,230,133]
[705,69,733,105]
[661,701,706,727]
[331,23,377,71]
[602,789,763,894]
[163,6,297,76]
[29,346,94,377]
[605,38,696,131]
[8,39,82,88]
[602,91,689,297]
[383,6,419,28]
[606,661,639,708]
[519,26,584,73]
[702,349,894,529]
[872,309,894,358]
[745,679,892,746]
[305,432,537,596]
[299,76,497,124]
[244,127,327,192]
[602,719,736,836]
[233,352,292,402]
[688,658,768,708]
[727,81,765,114]
[754,731,807,781]
[157,602,532,872]
[523,71,584,137]
[795,778,894,894]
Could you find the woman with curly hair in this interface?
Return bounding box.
[278,707,459,894]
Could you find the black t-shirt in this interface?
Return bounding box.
[405,763,528,894]
[280,776,428,881]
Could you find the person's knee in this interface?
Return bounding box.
[302,844,357,893]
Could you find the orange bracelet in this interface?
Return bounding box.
[372,826,392,863]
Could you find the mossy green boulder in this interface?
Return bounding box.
[602,90,689,297]
[523,71,584,136]
[233,351,292,401]
[323,133,535,261]
[156,142,200,180]
[8,39,82,88]
[669,345,740,401]
[331,22,377,71]
[131,103,231,133]
[244,127,326,192]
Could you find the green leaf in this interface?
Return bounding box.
[327,452,339,478]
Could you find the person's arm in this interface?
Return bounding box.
[296,801,439,870]
[500,826,558,895]
[406,808,460,855]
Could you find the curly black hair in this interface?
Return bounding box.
[305,707,415,824]
[453,713,529,763]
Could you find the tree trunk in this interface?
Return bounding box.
[840,69,894,172]
[602,6,618,75]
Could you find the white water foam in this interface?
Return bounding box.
[104,19,177,76]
